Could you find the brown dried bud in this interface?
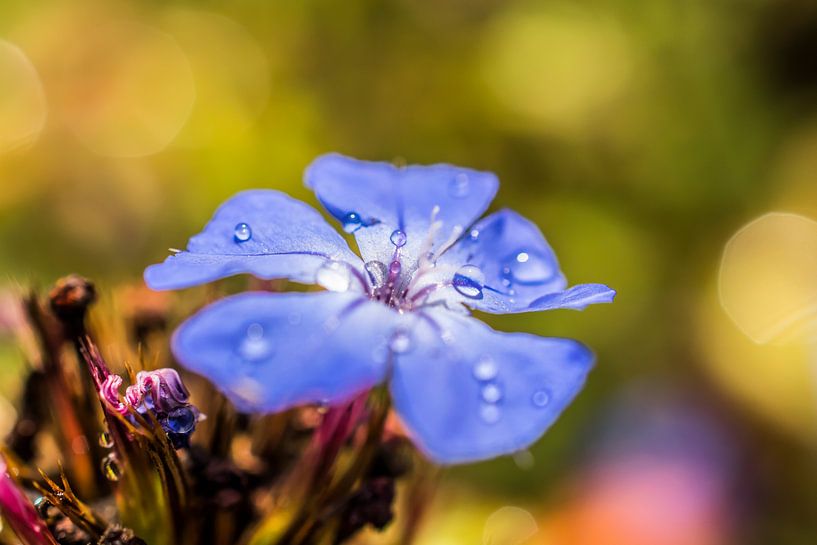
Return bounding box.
[48,275,96,335]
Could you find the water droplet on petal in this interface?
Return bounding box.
[469,228,480,242]
[390,229,407,247]
[239,323,272,361]
[473,356,498,381]
[342,212,363,233]
[532,390,550,407]
[449,173,470,198]
[98,431,113,449]
[316,260,351,292]
[480,403,501,424]
[389,260,402,276]
[502,251,556,286]
[101,455,122,482]
[365,260,388,287]
[453,264,485,299]
[234,222,252,242]
[323,315,342,333]
[389,329,412,353]
[481,384,503,403]
[165,406,196,434]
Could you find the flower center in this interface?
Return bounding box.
[365,217,474,312]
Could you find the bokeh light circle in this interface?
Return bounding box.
[719,212,817,344]
[0,39,47,154]
[481,6,635,135]
[57,21,195,157]
[161,9,271,147]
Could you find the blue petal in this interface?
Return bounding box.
[304,153,498,267]
[529,283,617,311]
[389,308,594,464]
[172,291,398,413]
[438,209,615,313]
[145,190,363,290]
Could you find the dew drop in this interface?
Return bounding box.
[453,264,485,299]
[389,260,402,276]
[98,431,114,449]
[234,222,252,242]
[480,403,501,424]
[390,229,407,247]
[342,212,363,233]
[239,323,272,361]
[101,455,122,482]
[389,330,412,353]
[481,383,503,403]
[472,356,498,381]
[365,260,388,287]
[323,315,341,333]
[316,260,352,292]
[532,390,550,407]
[469,228,480,242]
[165,406,196,434]
[501,251,556,286]
[449,173,470,198]
[34,496,50,516]
[513,449,535,470]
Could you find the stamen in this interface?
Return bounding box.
[409,282,450,306]
[436,224,464,258]
[416,206,442,270]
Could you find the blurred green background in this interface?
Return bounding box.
[3,0,817,543]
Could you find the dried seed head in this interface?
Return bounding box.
[48,275,96,333]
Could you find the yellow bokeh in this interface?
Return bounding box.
[481,4,635,136]
[0,39,46,154]
[719,213,817,345]
[160,8,271,148]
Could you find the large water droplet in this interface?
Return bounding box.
[480,403,501,424]
[342,212,363,233]
[472,356,498,381]
[449,173,470,198]
[101,455,122,482]
[453,264,485,299]
[389,330,412,353]
[532,390,550,407]
[234,222,252,242]
[390,229,407,248]
[502,251,556,286]
[239,323,272,361]
[481,384,503,403]
[98,431,113,449]
[365,260,388,287]
[316,260,351,292]
[165,406,196,434]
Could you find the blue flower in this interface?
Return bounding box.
[144,153,615,464]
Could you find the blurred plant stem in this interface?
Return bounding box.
[245,385,391,545]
